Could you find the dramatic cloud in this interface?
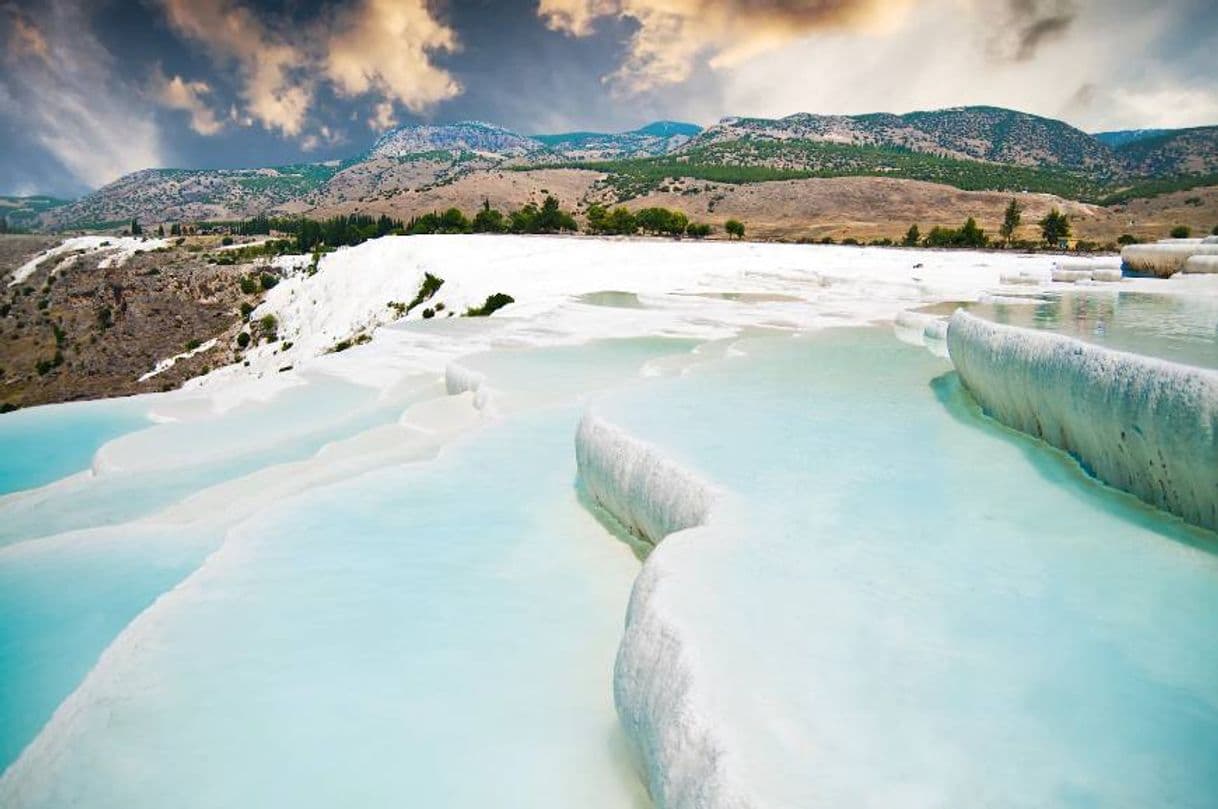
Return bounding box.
[5,5,49,64]
[989,0,1077,61]
[0,1,164,191]
[538,0,912,92]
[712,0,1217,132]
[154,71,224,135]
[157,0,312,136]
[325,0,461,112]
[368,101,400,132]
[157,0,459,137]
[300,125,344,152]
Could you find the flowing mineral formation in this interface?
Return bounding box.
[574,413,750,809]
[947,310,1218,530]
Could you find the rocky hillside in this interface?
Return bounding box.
[368,121,545,160]
[533,121,701,160]
[41,164,341,230]
[1092,129,1169,148]
[31,108,1218,231]
[688,106,1120,173]
[1111,126,1218,176]
[1,196,68,231]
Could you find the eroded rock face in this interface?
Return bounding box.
[0,236,256,409]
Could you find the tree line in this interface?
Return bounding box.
[210,196,741,249]
[899,200,1071,250]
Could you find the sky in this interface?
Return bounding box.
[2,0,1216,197]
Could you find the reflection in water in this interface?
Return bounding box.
[970,290,1218,369]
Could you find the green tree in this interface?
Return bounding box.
[1170,225,1192,239]
[0,215,8,234]
[535,195,577,232]
[130,217,142,236]
[686,222,712,239]
[1212,225,1218,236]
[1000,198,1023,245]
[472,200,507,233]
[958,217,988,248]
[607,206,637,235]
[439,208,471,233]
[902,224,920,247]
[724,219,745,240]
[584,203,610,234]
[156,223,165,238]
[1039,208,1071,245]
[170,222,182,237]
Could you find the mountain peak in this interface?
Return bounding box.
[369,121,542,159]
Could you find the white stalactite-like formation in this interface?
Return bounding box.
[575,413,749,809]
[947,311,1218,531]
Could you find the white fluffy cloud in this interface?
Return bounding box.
[157,0,459,138]
[325,0,461,112]
[155,71,224,136]
[367,101,400,132]
[158,0,313,136]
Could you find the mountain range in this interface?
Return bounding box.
[18,106,1218,232]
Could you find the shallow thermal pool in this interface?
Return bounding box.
[967,288,1218,369]
[591,328,1218,807]
[1,311,1216,808]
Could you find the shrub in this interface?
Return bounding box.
[259,314,278,333]
[236,331,251,348]
[1117,234,1139,245]
[407,273,444,313]
[1170,225,1192,238]
[724,219,745,240]
[842,237,860,246]
[259,272,279,291]
[239,276,259,295]
[0,402,17,414]
[221,236,234,246]
[820,236,835,244]
[186,338,201,351]
[686,222,712,239]
[240,302,255,319]
[903,225,920,246]
[421,308,435,319]
[466,293,515,317]
[1213,225,1218,236]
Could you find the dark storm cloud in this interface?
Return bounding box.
[992,0,1077,61]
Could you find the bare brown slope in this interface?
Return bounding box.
[303,168,602,221]
[302,170,1218,244]
[0,236,266,409]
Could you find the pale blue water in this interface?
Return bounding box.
[595,329,1218,806]
[970,290,1218,369]
[0,338,690,800]
[0,376,424,547]
[0,525,216,768]
[2,322,1215,808]
[0,399,149,495]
